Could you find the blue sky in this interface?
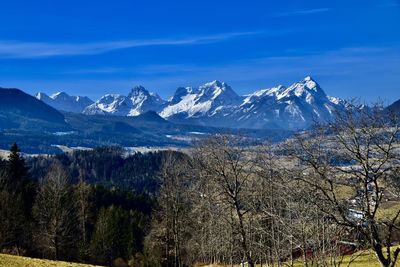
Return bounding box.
[0,0,399,103]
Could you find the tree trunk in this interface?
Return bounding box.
[55,235,59,260]
[234,199,254,267]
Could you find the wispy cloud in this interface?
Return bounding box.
[65,67,125,74]
[7,45,399,102]
[276,8,331,17]
[0,31,259,59]
[110,45,399,100]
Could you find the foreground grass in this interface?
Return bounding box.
[0,253,104,267]
[201,247,400,267]
[2,248,400,267]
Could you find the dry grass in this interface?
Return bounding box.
[2,248,400,266]
[0,253,104,267]
[377,201,400,220]
[200,247,400,266]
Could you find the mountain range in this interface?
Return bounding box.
[35,76,349,130]
[35,91,94,113]
[0,87,67,129]
[1,77,398,153]
[1,86,289,154]
[83,85,166,116]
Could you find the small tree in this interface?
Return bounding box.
[33,163,77,260]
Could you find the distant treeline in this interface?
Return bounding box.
[28,146,165,194]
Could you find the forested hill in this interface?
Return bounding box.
[0,143,185,266]
[27,146,172,194]
[0,88,66,124]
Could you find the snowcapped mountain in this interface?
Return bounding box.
[160,80,242,126]
[234,76,345,129]
[35,91,93,113]
[35,76,348,130]
[157,77,346,129]
[83,85,166,116]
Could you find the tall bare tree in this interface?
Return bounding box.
[193,135,256,267]
[75,175,92,260]
[33,163,77,260]
[290,104,400,267]
[146,151,194,267]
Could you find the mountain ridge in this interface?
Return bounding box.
[31,76,388,130]
[35,91,93,113]
[0,87,68,131]
[83,85,166,116]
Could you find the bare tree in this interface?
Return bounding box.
[190,176,239,265]
[290,104,400,267]
[146,151,194,267]
[251,144,291,267]
[75,175,92,260]
[33,163,77,260]
[193,135,256,267]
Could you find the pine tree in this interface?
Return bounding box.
[0,143,27,193]
[0,143,29,254]
[90,205,132,265]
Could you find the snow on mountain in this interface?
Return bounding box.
[234,76,346,129]
[157,77,347,129]
[35,77,348,130]
[128,86,166,116]
[83,94,127,115]
[83,86,166,116]
[35,91,93,113]
[82,77,346,129]
[160,81,242,126]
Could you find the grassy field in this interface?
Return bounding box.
[201,248,400,266]
[0,253,104,267]
[2,249,400,267]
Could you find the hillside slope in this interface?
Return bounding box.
[0,253,103,267]
[0,88,66,124]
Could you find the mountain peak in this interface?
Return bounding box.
[36,91,93,113]
[161,80,241,120]
[35,92,51,100]
[199,80,231,93]
[130,85,149,94]
[1,88,66,125]
[276,76,324,100]
[51,91,70,99]
[198,80,239,101]
[303,75,313,82]
[85,86,165,116]
[300,76,319,91]
[202,80,223,87]
[170,87,192,104]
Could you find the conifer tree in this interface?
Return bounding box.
[0,143,29,254]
